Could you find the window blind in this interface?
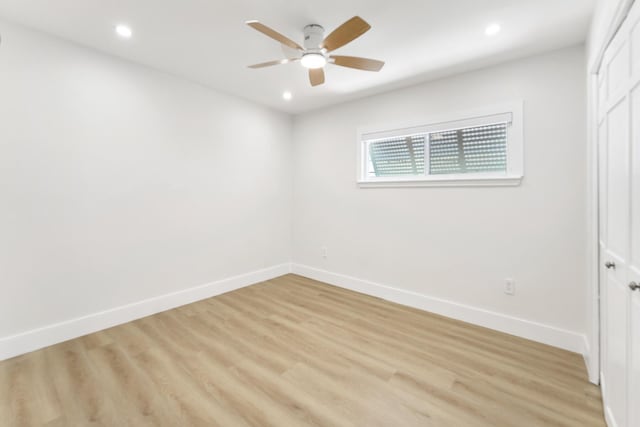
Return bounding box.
[368,135,425,177]
[429,123,508,175]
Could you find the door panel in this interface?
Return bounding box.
[604,268,628,427]
[629,56,640,427]
[631,82,640,271]
[608,41,629,102]
[603,96,630,425]
[599,75,608,122]
[598,119,608,247]
[632,20,640,77]
[602,94,630,427]
[630,267,640,427]
[606,100,630,260]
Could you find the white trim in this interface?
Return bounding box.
[292,263,587,354]
[600,375,617,427]
[589,0,636,74]
[586,71,602,386]
[357,175,522,188]
[356,101,524,186]
[0,263,292,361]
[605,407,619,427]
[583,336,599,384]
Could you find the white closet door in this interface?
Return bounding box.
[598,2,640,426]
[628,5,640,426]
[602,62,630,427]
[629,85,640,427]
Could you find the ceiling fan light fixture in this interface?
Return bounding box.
[301,53,327,69]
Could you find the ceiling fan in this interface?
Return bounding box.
[245,16,385,87]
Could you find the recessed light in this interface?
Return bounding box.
[485,23,501,36]
[282,91,293,101]
[115,25,133,39]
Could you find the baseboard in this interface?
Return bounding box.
[583,337,600,385]
[2,262,591,367]
[605,407,617,427]
[292,263,587,355]
[0,263,292,361]
[600,375,614,427]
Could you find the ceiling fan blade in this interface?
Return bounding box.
[246,20,303,51]
[309,68,325,86]
[330,55,384,72]
[247,58,300,69]
[321,16,371,52]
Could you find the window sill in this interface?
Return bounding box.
[357,176,523,188]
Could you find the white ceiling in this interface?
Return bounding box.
[0,0,595,114]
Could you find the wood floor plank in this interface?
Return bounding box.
[0,274,605,426]
[44,340,122,426]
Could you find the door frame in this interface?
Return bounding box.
[587,0,636,385]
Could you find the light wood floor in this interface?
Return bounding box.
[0,274,605,426]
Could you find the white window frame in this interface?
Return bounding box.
[357,102,524,188]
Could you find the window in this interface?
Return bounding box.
[358,104,523,187]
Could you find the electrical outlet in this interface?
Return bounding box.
[321,246,328,259]
[504,279,515,296]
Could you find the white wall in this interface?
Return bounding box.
[292,45,588,343]
[0,17,592,360]
[0,20,292,341]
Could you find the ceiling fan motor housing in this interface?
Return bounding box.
[303,24,325,52]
